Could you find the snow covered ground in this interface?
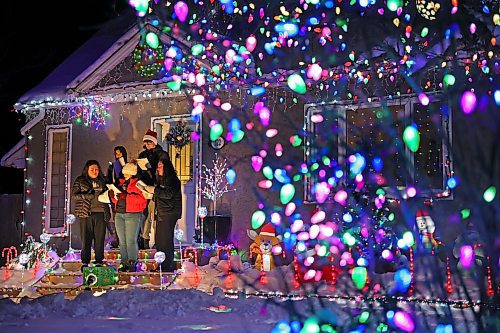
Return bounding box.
[0,253,491,332]
[0,285,486,333]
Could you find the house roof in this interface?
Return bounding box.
[0,138,25,169]
[17,12,137,106]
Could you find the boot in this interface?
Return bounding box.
[128,260,138,272]
[118,262,129,273]
[138,236,145,250]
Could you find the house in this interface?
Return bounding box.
[7,9,497,259]
[11,12,273,251]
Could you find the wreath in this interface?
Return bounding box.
[166,121,193,157]
[132,43,166,78]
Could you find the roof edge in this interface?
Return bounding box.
[20,109,46,135]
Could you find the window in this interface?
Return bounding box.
[304,96,452,202]
[45,125,72,233]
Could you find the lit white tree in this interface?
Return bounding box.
[200,153,235,215]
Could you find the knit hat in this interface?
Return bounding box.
[143,129,158,145]
[259,224,276,237]
[122,162,138,176]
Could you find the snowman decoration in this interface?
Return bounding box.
[415,210,442,253]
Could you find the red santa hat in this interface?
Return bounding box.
[416,209,429,218]
[259,224,277,237]
[143,129,158,145]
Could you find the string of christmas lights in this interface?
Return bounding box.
[223,290,499,310]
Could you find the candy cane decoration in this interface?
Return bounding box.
[486,256,494,297]
[293,255,301,289]
[445,255,453,295]
[409,247,415,296]
[216,245,233,277]
[328,255,338,289]
[33,248,45,278]
[2,246,17,281]
[217,245,238,288]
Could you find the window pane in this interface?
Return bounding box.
[413,102,444,189]
[48,130,69,229]
[346,105,407,186]
[304,105,340,202]
[168,142,193,184]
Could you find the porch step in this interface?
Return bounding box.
[40,271,176,286]
[63,249,158,261]
[57,259,163,272]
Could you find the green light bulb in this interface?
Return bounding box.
[483,186,496,202]
[301,316,320,333]
[231,130,245,143]
[210,124,224,141]
[352,267,367,289]
[191,44,205,56]
[145,32,159,49]
[251,210,266,229]
[287,74,307,94]
[403,124,420,152]
[290,135,302,147]
[280,184,295,204]
[387,0,402,12]
[166,81,182,91]
[443,74,456,87]
[262,166,274,180]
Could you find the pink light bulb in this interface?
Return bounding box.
[285,202,296,216]
[174,1,189,22]
[334,190,348,205]
[290,219,303,233]
[257,180,272,189]
[461,91,477,114]
[393,311,415,332]
[246,35,257,52]
[311,210,326,224]
[460,245,474,269]
[275,143,283,157]
[251,155,263,172]
[259,107,271,127]
[315,182,330,204]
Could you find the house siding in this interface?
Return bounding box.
[22,92,498,255]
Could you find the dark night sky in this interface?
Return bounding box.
[0,0,128,193]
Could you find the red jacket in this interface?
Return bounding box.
[111,177,147,213]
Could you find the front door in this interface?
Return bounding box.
[152,115,198,244]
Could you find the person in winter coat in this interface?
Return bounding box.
[106,146,127,185]
[154,157,182,272]
[137,130,168,249]
[110,162,148,272]
[72,160,110,270]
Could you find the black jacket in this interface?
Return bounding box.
[138,145,169,185]
[154,174,182,219]
[72,175,111,221]
[106,161,124,186]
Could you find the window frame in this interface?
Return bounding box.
[303,94,453,203]
[45,124,72,234]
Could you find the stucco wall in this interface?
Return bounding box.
[22,92,498,258]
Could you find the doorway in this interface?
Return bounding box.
[151,115,199,244]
